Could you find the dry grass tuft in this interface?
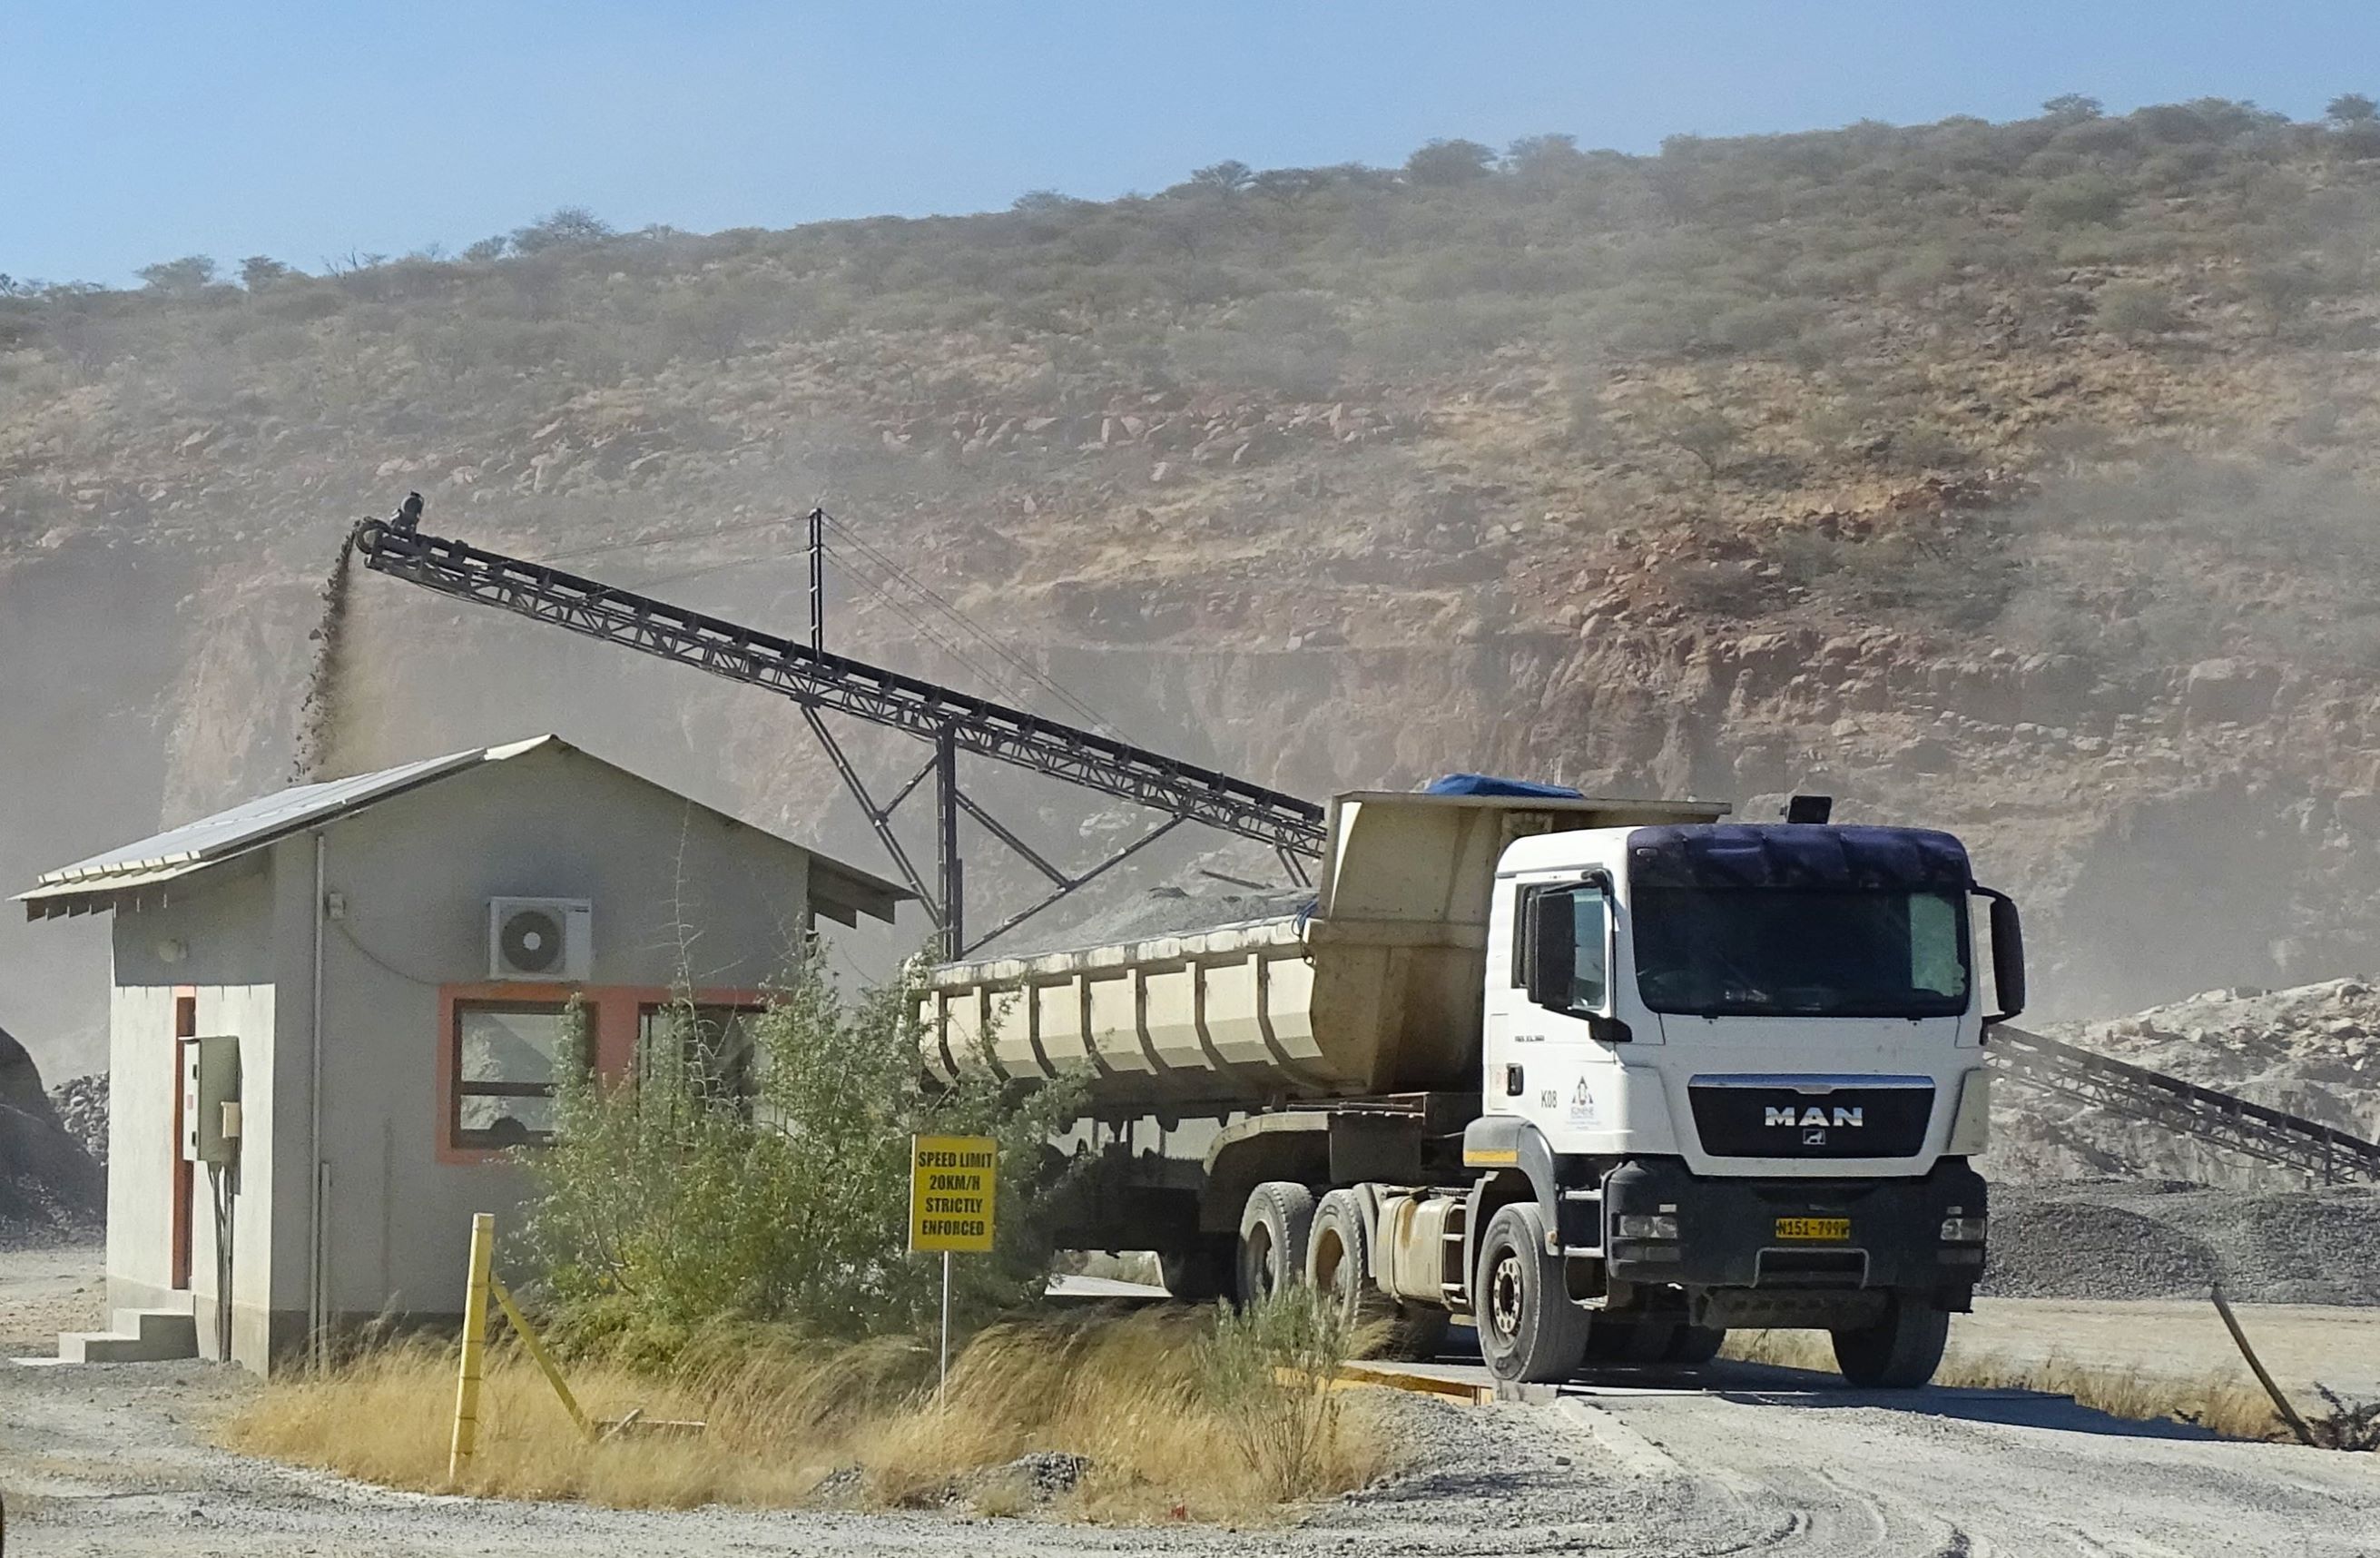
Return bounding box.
[222,1306,1401,1521]
[1721,1328,2290,1441]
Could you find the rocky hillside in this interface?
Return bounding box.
[11,98,2380,1071]
[0,1024,103,1247]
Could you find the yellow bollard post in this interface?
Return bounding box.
[448,1211,497,1484]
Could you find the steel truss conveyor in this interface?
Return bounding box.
[1989,1024,2380,1185]
[350,499,1324,957]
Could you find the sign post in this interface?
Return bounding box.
[908,1132,997,1404]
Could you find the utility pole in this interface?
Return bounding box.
[806,506,825,654]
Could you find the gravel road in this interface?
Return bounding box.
[0,1241,101,1356]
[8,1247,2376,1555]
[6,1350,2377,1556]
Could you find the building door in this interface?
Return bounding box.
[171,991,195,1290]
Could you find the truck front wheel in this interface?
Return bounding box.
[1237,1181,1316,1304]
[1475,1203,1588,1385]
[1831,1297,1949,1388]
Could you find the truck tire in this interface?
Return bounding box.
[1831,1297,1949,1388]
[1237,1181,1316,1304]
[1160,1237,1235,1303]
[1474,1202,1588,1385]
[1665,1324,1726,1366]
[1306,1189,1451,1361]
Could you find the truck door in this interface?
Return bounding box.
[1493,875,1630,1150]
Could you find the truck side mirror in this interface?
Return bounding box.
[1980,888,2025,1022]
[1526,891,1574,1010]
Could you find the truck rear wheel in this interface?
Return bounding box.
[1474,1203,1588,1385]
[1237,1181,1316,1304]
[1306,1189,1451,1361]
[1831,1297,1949,1388]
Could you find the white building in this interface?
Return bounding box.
[16,735,902,1373]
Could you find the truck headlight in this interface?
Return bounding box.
[1616,1213,1678,1240]
[1939,1215,1988,1243]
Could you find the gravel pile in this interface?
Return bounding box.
[1006,1450,1091,1499]
[983,886,1314,960]
[1983,1179,2380,1304]
[48,1073,106,1166]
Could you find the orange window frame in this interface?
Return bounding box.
[436,984,763,1165]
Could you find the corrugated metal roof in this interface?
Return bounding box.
[26,744,514,892]
[19,735,906,923]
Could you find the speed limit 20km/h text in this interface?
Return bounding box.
[909,1134,997,1253]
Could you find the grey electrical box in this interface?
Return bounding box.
[179,1034,241,1165]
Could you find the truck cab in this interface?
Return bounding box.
[1461,815,2022,1385]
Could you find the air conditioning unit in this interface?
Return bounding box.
[487,898,593,982]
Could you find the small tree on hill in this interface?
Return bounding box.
[2244,261,2322,336]
[1404,138,1495,186]
[508,207,614,255]
[1506,133,1587,176]
[136,255,217,294]
[2042,94,2104,121]
[2095,280,2184,343]
[2326,93,2378,126]
[239,256,293,291]
[1638,390,1742,480]
[1190,160,1254,194]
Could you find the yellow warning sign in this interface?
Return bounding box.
[909,1133,997,1254]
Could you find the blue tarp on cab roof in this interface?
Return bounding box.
[1423,774,1588,799]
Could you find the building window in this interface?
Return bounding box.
[453,1001,581,1149]
[638,1003,761,1112]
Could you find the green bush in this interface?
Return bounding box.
[2095,280,2185,341]
[2028,173,2129,227]
[1195,1287,1367,1500]
[521,955,1081,1344]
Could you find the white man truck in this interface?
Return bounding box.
[921,786,2024,1387]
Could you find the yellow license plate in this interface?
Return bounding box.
[1775,1217,1851,1241]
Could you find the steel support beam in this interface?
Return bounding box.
[801,707,933,917]
[935,726,962,960]
[959,817,1186,958]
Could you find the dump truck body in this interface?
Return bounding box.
[922,790,1723,1108]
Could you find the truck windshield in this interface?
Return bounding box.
[1632,887,1969,1018]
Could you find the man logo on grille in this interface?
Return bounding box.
[1765,1105,1864,1129]
[1805,1127,1827,1146]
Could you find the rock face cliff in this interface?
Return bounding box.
[0,1023,103,1246]
[12,103,2380,1075]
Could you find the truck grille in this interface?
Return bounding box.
[1687,1076,1934,1159]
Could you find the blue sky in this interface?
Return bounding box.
[5,1,2378,287]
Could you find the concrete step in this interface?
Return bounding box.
[57,1307,198,1364]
